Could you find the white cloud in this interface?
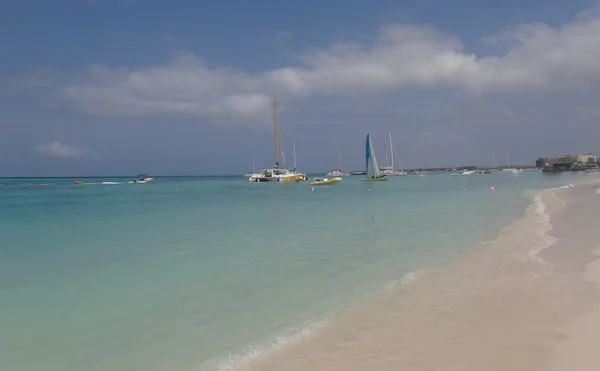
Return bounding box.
[19,6,600,120]
[35,141,93,158]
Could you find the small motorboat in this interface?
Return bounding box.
[132,173,154,184]
[310,177,342,186]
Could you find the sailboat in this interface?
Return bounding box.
[249,96,305,183]
[281,141,308,182]
[244,158,255,177]
[503,150,521,173]
[380,132,406,176]
[326,144,350,177]
[361,134,388,181]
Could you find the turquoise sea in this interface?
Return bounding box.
[0,171,591,371]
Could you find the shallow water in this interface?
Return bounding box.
[0,171,591,370]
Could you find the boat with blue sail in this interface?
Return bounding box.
[361,134,388,181]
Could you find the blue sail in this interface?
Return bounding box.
[365,134,371,175]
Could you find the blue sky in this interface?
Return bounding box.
[1,0,599,176]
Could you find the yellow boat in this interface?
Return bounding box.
[311,177,342,185]
[280,173,308,183]
[73,180,84,184]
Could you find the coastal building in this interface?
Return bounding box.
[577,153,594,164]
[539,152,599,173]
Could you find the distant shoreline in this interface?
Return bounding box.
[0,165,540,179]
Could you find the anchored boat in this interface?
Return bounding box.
[311,177,342,186]
[249,97,307,183]
[361,134,388,182]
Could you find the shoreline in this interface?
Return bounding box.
[237,179,600,371]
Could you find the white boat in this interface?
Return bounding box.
[132,173,153,183]
[326,145,351,177]
[461,170,475,175]
[326,169,350,177]
[502,150,522,173]
[249,168,305,182]
[249,97,307,183]
[361,134,388,182]
[380,132,406,176]
[244,158,256,177]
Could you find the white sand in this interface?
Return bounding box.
[240,181,600,371]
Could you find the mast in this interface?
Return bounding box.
[282,149,286,169]
[293,141,297,171]
[389,132,394,170]
[505,149,510,169]
[384,141,389,167]
[274,96,279,168]
[393,146,404,172]
[337,144,343,171]
[252,157,255,173]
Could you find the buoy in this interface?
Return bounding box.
[311,187,314,192]
[490,186,495,191]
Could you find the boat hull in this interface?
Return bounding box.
[311,177,342,185]
[133,177,153,184]
[280,174,307,183]
[361,177,388,181]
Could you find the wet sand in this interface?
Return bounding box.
[242,180,600,371]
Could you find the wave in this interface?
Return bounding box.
[382,269,426,290]
[552,184,574,190]
[209,320,325,371]
[205,269,426,371]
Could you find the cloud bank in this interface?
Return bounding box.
[18,7,600,122]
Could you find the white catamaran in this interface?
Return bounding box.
[249,96,307,183]
[361,134,388,181]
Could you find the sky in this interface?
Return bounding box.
[1,0,600,176]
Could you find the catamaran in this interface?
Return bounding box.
[361,134,388,181]
[249,96,306,183]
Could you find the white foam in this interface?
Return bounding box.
[383,269,426,290]
[101,181,120,185]
[510,192,557,271]
[552,184,574,190]
[205,269,427,370]
[209,320,325,371]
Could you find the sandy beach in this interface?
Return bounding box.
[241,180,600,371]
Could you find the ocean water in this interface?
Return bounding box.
[0,171,591,371]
